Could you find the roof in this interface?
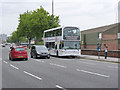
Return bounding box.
[81,23,118,34]
[44,27,62,32]
[103,23,120,34]
[44,26,80,32]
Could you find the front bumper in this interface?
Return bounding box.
[37,54,50,57]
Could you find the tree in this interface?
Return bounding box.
[17,6,60,45]
[17,11,35,48]
[10,31,20,44]
[12,6,60,47]
[29,6,60,44]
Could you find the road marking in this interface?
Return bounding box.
[56,85,66,90]
[10,64,19,70]
[108,66,118,69]
[78,61,95,65]
[23,71,42,80]
[50,63,67,68]
[60,59,72,61]
[0,58,2,61]
[34,59,45,63]
[76,69,110,78]
[3,61,8,64]
[50,57,56,59]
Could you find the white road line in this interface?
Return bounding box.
[60,59,72,61]
[78,61,95,65]
[108,66,118,69]
[23,71,42,80]
[0,58,2,61]
[3,61,8,64]
[76,69,110,78]
[51,57,56,59]
[34,59,45,63]
[10,64,19,70]
[50,63,67,68]
[56,85,66,90]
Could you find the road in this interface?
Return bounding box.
[1,46,119,89]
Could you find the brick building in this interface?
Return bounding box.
[81,23,120,57]
[102,24,119,50]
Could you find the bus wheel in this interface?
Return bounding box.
[72,56,75,58]
[57,51,59,57]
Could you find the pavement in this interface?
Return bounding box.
[79,55,119,63]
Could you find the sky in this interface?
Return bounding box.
[0,0,119,35]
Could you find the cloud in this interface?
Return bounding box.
[1,0,119,35]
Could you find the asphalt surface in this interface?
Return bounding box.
[1,46,119,89]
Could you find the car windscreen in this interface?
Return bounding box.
[15,48,25,51]
[36,46,48,52]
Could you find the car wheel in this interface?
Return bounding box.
[25,58,28,61]
[33,55,37,59]
[31,55,33,58]
[11,58,14,61]
[9,56,11,60]
[47,57,50,59]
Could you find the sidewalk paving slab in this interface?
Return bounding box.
[79,55,119,63]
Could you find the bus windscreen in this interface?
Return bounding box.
[63,27,80,40]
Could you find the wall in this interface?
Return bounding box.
[81,32,99,49]
[102,34,118,50]
[81,50,120,58]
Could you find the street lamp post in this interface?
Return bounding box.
[52,0,54,28]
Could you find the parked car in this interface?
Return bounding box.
[9,46,28,61]
[30,45,50,59]
[23,45,27,49]
[1,44,5,47]
[10,44,16,51]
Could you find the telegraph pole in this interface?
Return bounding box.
[52,0,54,28]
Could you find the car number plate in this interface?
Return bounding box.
[18,56,23,58]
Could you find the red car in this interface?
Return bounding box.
[9,46,28,60]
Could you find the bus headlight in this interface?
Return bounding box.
[61,50,65,53]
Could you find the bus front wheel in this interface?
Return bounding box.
[57,51,59,57]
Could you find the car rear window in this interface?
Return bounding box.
[15,48,25,51]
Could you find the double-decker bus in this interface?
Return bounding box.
[43,26,81,57]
